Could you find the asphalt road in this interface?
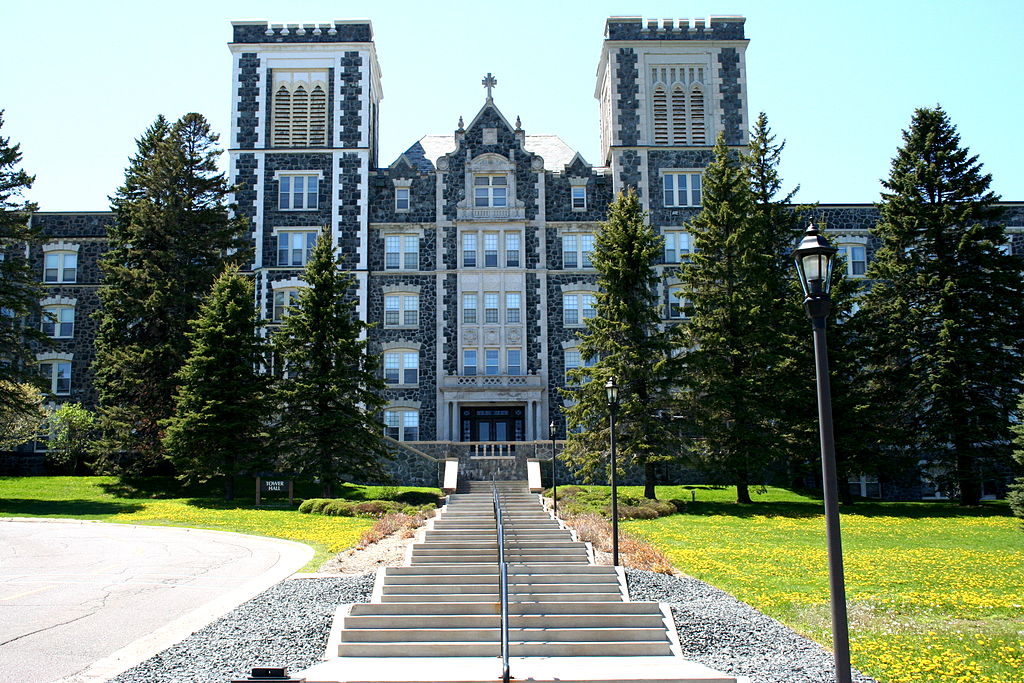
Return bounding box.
[0,519,312,683]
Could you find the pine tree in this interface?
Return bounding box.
[273,227,389,497]
[680,133,783,504]
[92,114,248,470]
[560,188,683,499]
[0,110,46,420]
[862,106,1024,505]
[162,267,271,500]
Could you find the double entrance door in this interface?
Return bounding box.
[461,406,525,442]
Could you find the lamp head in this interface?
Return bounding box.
[793,222,837,298]
[605,377,619,405]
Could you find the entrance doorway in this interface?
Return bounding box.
[460,406,525,442]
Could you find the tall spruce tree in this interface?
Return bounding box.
[273,227,389,497]
[162,267,271,500]
[560,188,683,499]
[0,110,47,420]
[680,133,784,504]
[861,106,1024,505]
[93,114,248,470]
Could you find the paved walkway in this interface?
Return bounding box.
[0,519,312,683]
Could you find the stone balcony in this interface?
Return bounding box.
[442,373,543,388]
[455,205,527,221]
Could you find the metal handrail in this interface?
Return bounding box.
[492,485,510,683]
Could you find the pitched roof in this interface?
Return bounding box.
[398,134,580,172]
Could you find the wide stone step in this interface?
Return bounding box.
[385,574,616,586]
[342,614,665,629]
[348,601,665,616]
[337,640,672,657]
[340,627,668,644]
[384,564,617,577]
[381,583,619,595]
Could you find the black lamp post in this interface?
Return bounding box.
[605,377,620,567]
[792,222,852,683]
[549,419,558,518]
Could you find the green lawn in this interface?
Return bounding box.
[0,476,440,570]
[613,485,1023,683]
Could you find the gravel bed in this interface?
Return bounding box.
[626,569,877,683]
[110,574,374,683]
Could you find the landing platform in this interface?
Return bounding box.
[298,655,750,683]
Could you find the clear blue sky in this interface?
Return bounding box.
[3,0,1021,211]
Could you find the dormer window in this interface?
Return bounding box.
[393,178,413,212]
[474,175,507,207]
[571,186,587,211]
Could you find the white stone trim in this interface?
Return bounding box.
[332,151,342,262]
[230,53,242,148]
[42,242,80,253]
[560,282,600,293]
[381,341,423,352]
[40,296,76,307]
[639,148,650,213]
[359,49,371,149]
[382,284,422,295]
[386,400,422,411]
[272,170,325,180]
[271,277,308,290]
[254,153,265,268]
[256,63,268,149]
[357,151,369,271]
[36,352,73,363]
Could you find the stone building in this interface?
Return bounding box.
[16,16,1024,495]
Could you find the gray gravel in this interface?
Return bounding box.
[110,574,374,683]
[626,569,877,683]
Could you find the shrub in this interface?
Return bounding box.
[353,500,402,517]
[564,513,674,574]
[1009,478,1024,522]
[298,499,316,514]
[619,504,660,520]
[324,500,356,516]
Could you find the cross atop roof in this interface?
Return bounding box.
[481,73,497,100]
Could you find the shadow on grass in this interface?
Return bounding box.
[0,498,144,517]
[674,498,1013,520]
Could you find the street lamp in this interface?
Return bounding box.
[605,377,620,567]
[549,419,558,518]
[792,222,852,683]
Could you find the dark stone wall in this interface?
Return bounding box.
[338,52,364,148]
[646,149,714,226]
[615,49,639,147]
[605,18,745,41]
[235,53,260,148]
[232,22,373,45]
[441,273,458,376]
[717,48,744,145]
[259,153,334,267]
[544,172,614,223]
[368,166,436,224]
[544,273,599,433]
[617,150,642,195]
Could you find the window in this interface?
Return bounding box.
[279,175,319,210]
[395,187,410,211]
[484,348,500,375]
[663,172,702,207]
[384,294,418,327]
[668,286,693,319]
[463,349,478,375]
[664,231,692,263]
[484,233,499,267]
[563,293,597,326]
[474,175,507,207]
[999,241,1013,256]
[44,252,77,283]
[571,186,587,211]
[40,360,71,395]
[41,306,74,338]
[272,70,328,147]
[273,288,302,321]
[562,234,595,269]
[463,293,478,324]
[564,349,597,385]
[277,230,317,267]
[505,233,520,267]
[384,350,419,385]
[484,293,499,324]
[384,235,418,270]
[462,233,477,267]
[506,293,521,323]
[650,67,707,146]
[840,244,867,277]
[507,349,522,376]
[385,409,419,441]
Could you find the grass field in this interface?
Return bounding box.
[609,485,1024,683]
[0,476,440,570]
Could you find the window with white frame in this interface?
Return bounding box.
[395,187,410,212]
[278,174,319,210]
[507,349,522,376]
[462,233,477,267]
[505,232,520,267]
[667,286,693,319]
[463,293,478,324]
[384,350,419,386]
[273,288,302,322]
[840,244,867,277]
[484,348,500,375]
[662,171,702,207]
[663,231,692,263]
[483,232,499,267]
[564,349,597,385]
[43,251,77,283]
[384,294,418,327]
[40,359,72,395]
[384,408,419,441]
[474,175,508,207]
[463,349,478,375]
[272,70,328,147]
[483,293,499,324]
[461,230,521,268]
[563,293,597,326]
[505,293,521,323]
[571,186,587,211]
[562,234,595,269]
[277,230,318,267]
[384,235,418,270]
[41,305,74,338]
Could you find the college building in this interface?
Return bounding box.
[16,17,1024,496]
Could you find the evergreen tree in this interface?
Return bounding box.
[680,133,782,503]
[560,188,683,499]
[162,267,271,500]
[273,227,389,497]
[1009,389,1024,521]
[92,114,248,470]
[0,111,46,420]
[861,106,1024,505]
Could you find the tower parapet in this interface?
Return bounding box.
[604,16,745,42]
[231,20,373,44]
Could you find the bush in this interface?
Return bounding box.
[1009,478,1024,522]
[353,500,402,517]
[619,504,660,520]
[300,496,435,519]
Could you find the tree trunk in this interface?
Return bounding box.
[643,461,657,499]
[736,480,752,504]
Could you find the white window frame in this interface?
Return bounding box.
[505,232,521,267]
[463,349,478,376]
[662,171,702,208]
[384,234,419,271]
[564,348,597,385]
[483,232,499,267]
[663,230,692,263]
[43,251,78,283]
[473,174,508,208]
[571,185,587,211]
[275,229,318,267]
[563,293,597,326]
[39,356,72,396]
[840,244,867,277]
[562,233,595,269]
[384,293,419,328]
[484,348,500,376]
[507,348,523,376]
[272,287,302,322]
[41,305,75,338]
[505,293,521,324]
[384,350,419,386]
[277,173,320,211]
[462,233,477,267]
[667,285,692,320]
[484,292,499,324]
[463,293,478,324]
[394,178,412,213]
[385,408,420,441]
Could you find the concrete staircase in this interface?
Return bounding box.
[298,480,747,683]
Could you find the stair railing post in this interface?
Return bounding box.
[492,485,510,683]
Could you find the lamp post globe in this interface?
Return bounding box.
[605,377,620,566]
